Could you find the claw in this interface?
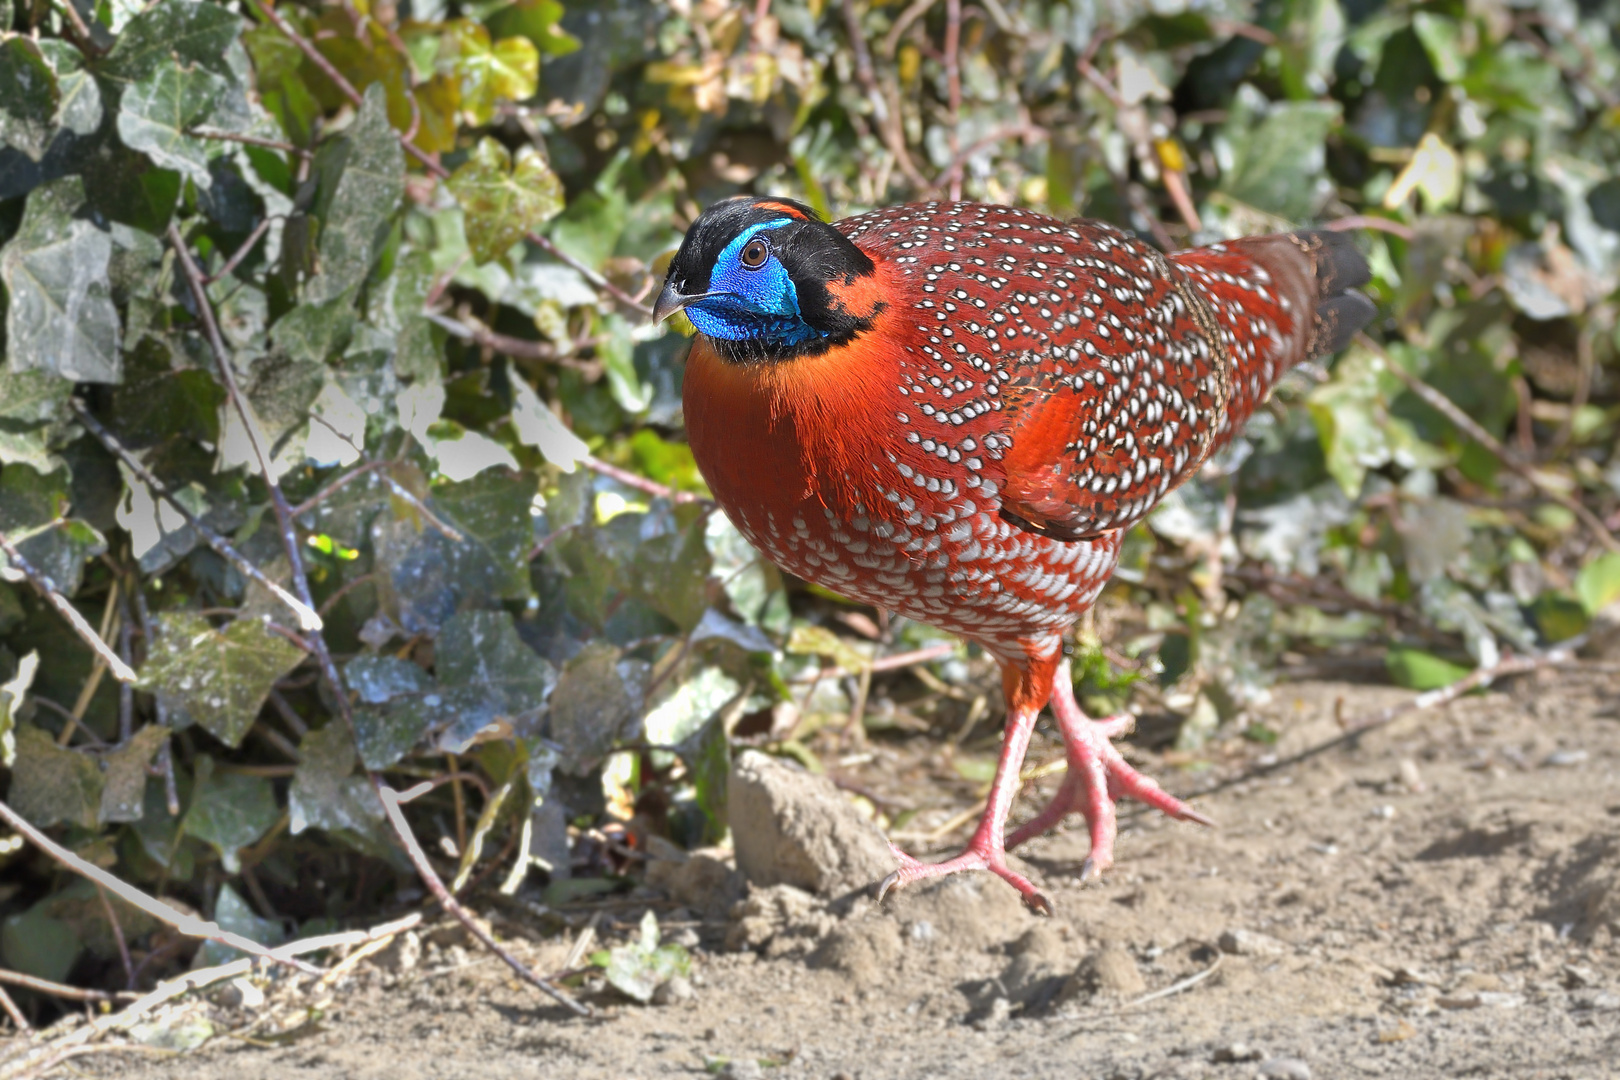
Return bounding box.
[875,870,902,905]
[1023,890,1055,916]
[1078,856,1100,885]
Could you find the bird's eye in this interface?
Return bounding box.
[740,238,770,269]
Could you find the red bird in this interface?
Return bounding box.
[657,197,1373,911]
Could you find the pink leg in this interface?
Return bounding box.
[876,700,1054,914]
[1005,660,1212,880]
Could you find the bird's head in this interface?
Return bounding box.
[654,196,885,363]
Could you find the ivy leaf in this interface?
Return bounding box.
[0,906,81,984]
[0,37,61,162]
[1218,96,1339,221]
[0,464,106,596]
[444,20,539,125]
[306,84,404,304]
[38,40,102,137]
[432,610,555,751]
[593,910,691,1003]
[195,884,284,968]
[183,756,279,872]
[0,366,73,425]
[548,642,646,774]
[427,468,535,600]
[347,655,435,770]
[97,724,169,824]
[8,725,103,828]
[1576,553,1620,616]
[487,0,581,58]
[0,176,122,383]
[139,612,307,748]
[116,59,231,188]
[1385,647,1471,691]
[288,722,390,853]
[100,0,241,84]
[447,137,565,265]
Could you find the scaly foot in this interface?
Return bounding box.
[1005,661,1212,878]
[877,839,1054,914]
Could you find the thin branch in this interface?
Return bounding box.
[840,0,930,192]
[377,784,590,1016]
[0,984,27,1032]
[582,456,711,506]
[0,799,322,977]
[1323,215,1414,242]
[1359,335,1620,553]
[0,968,136,1004]
[96,885,136,990]
[0,534,136,683]
[70,401,324,632]
[1121,953,1223,1009]
[290,460,388,519]
[203,216,275,284]
[881,0,938,57]
[186,129,311,158]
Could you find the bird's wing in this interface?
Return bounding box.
[995,231,1367,541]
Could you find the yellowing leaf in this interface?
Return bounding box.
[1383,133,1461,210]
[444,20,538,125]
[447,136,564,264]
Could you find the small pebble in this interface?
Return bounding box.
[1563,964,1600,988]
[651,975,695,1005]
[718,1060,764,1080]
[908,920,936,944]
[216,977,264,1010]
[971,996,1011,1031]
[1213,1042,1264,1063]
[1369,804,1395,820]
[1397,758,1425,793]
[1218,929,1288,957]
[1256,1059,1311,1080]
[1544,749,1589,768]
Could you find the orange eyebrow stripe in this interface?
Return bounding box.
[755,201,810,220]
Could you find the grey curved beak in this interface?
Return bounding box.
[653,281,699,323]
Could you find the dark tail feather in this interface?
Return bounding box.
[1289,229,1376,358]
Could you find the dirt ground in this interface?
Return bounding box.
[31,668,1620,1080]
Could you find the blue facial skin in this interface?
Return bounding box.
[683,220,826,348]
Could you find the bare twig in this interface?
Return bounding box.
[1323,215,1415,242]
[840,0,930,192]
[0,534,136,683]
[96,885,136,990]
[0,799,322,977]
[583,456,710,506]
[203,216,275,284]
[1121,953,1223,1009]
[881,0,938,57]
[0,985,27,1032]
[71,401,324,631]
[377,784,590,1016]
[290,460,388,519]
[1359,335,1620,553]
[187,129,311,158]
[0,968,136,1004]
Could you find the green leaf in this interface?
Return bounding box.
[98,723,170,824]
[1576,553,1620,616]
[0,37,61,162]
[0,176,123,383]
[596,910,691,1003]
[548,642,645,773]
[184,756,279,872]
[433,609,555,751]
[39,40,103,137]
[116,58,230,188]
[486,0,580,57]
[1218,96,1339,221]
[101,0,241,83]
[448,137,565,265]
[288,722,389,851]
[1530,592,1589,644]
[307,84,404,304]
[0,366,73,425]
[0,464,106,595]
[1385,647,1471,691]
[271,293,359,365]
[347,655,436,769]
[445,20,539,125]
[8,724,103,828]
[0,650,37,768]
[139,612,308,748]
[427,467,535,600]
[1,907,81,984]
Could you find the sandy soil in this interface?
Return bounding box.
[31,668,1620,1080]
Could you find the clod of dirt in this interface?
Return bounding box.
[1058,944,1145,1003]
[1219,929,1289,957]
[1257,1059,1312,1080]
[375,929,421,973]
[882,872,1030,952]
[716,1059,764,1080]
[651,975,694,1005]
[1213,1043,1265,1063]
[999,924,1071,1008]
[725,883,837,956]
[645,846,746,921]
[807,916,903,986]
[728,751,895,896]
